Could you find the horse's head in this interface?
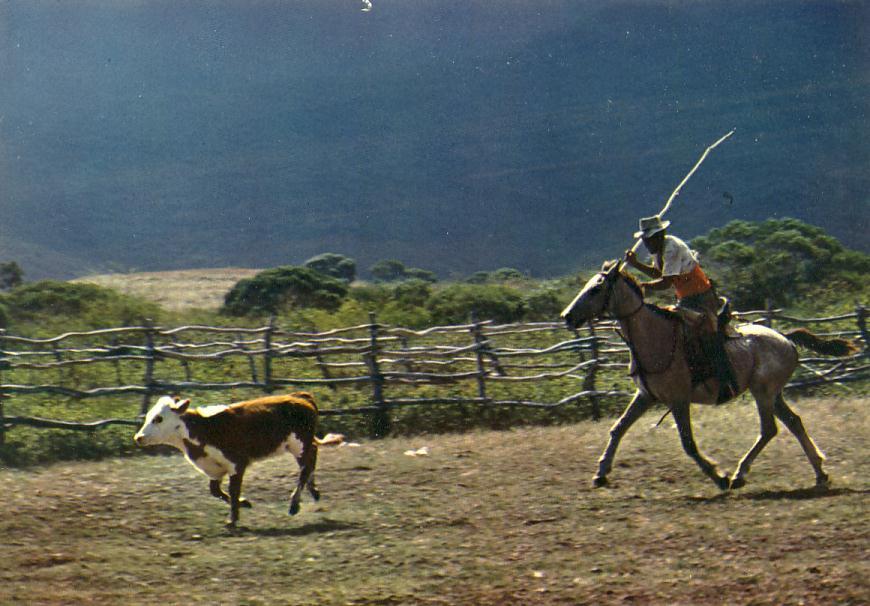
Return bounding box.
[560,260,641,329]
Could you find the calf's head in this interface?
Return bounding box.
[134,395,191,447]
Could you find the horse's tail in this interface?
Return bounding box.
[784,328,859,357]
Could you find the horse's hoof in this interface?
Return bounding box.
[240,498,253,509]
[716,475,732,490]
[816,473,830,488]
[288,502,301,516]
[729,476,746,490]
[592,476,609,488]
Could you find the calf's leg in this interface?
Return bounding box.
[227,469,247,526]
[289,443,318,515]
[209,478,252,508]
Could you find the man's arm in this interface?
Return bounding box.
[640,276,675,291]
[624,250,662,280]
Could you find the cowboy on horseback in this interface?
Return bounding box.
[624,214,739,402]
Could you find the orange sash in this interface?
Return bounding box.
[673,264,712,299]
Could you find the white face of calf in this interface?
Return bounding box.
[134,396,191,448]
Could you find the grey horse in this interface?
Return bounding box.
[561,260,855,490]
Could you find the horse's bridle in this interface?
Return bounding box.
[599,270,645,321]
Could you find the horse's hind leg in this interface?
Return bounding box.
[670,402,730,490]
[730,393,778,489]
[773,393,829,487]
[593,390,652,487]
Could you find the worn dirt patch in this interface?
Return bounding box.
[1,397,867,605]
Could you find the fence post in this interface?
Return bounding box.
[0,328,6,446]
[140,319,156,415]
[315,349,337,391]
[856,303,869,353]
[366,312,390,438]
[581,324,601,420]
[470,311,488,403]
[263,316,276,394]
[236,332,259,384]
[763,298,775,328]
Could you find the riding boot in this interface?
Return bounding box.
[700,333,739,403]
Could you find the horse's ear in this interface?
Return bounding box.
[601,259,620,273]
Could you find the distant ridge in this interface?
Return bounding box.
[2,1,867,280]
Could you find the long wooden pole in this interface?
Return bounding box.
[628,129,735,255]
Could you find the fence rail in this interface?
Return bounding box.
[0,303,867,443]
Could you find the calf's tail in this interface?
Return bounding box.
[315,433,345,447]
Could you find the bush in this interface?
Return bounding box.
[369,259,408,282]
[304,253,357,283]
[3,281,161,330]
[426,283,526,324]
[691,218,870,309]
[222,266,348,316]
[369,259,437,283]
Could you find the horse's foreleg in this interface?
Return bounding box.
[773,394,829,487]
[593,391,652,487]
[670,402,730,490]
[730,395,778,489]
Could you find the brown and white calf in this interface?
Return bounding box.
[134,392,342,526]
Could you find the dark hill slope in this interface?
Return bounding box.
[1,0,867,279]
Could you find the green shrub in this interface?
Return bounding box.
[692,218,870,309]
[222,266,348,316]
[3,281,160,330]
[304,253,357,283]
[426,283,526,324]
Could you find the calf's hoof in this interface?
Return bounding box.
[288,501,301,516]
[240,498,253,509]
[592,476,608,488]
[729,476,746,490]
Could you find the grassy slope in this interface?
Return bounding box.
[1,397,867,606]
[72,268,263,312]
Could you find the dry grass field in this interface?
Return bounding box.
[73,268,262,311]
[1,397,867,605]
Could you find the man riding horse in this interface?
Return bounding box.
[624,215,739,402]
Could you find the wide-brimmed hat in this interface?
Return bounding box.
[633,215,670,239]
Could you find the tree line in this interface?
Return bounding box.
[0,219,868,333]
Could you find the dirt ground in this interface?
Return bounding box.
[1,397,867,605]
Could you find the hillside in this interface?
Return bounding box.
[73,268,262,312]
[2,0,868,280]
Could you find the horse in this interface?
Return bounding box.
[561,260,857,491]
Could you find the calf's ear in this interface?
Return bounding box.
[172,399,191,413]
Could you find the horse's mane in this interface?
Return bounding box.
[613,263,680,321]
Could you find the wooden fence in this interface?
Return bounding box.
[0,304,867,444]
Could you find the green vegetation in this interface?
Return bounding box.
[303,253,356,283]
[369,259,437,284]
[0,280,161,333]
[0,220,866,467]
[222,265,349,316]
[0,261,23,291]
[692,218,870,310]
